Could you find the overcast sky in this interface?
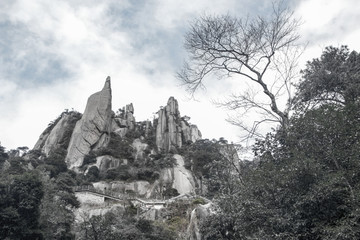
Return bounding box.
[1,0,360,150]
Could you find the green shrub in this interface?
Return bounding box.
[83,152,97,166]
[192,198,206,205]
[166,216,187,232]
[86,166,99,182]
[136,168,159,182]
[163,188,179,198]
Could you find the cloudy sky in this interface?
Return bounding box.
[1,0,359,150]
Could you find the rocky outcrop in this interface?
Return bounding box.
[132,138,148,161]
[147,154,197,198]
[93,181,151,197]
[112,103,136,137]
[33,111,81,156]
[155,97,201,152]
[90,154,196,198]
[187,203,214,240]
[85,155,126,174]
[181,120,202,144]
[155,97,182,152]
[65,77,112,169]
[169,154,196,195]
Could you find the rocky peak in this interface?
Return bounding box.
[65,77,112,169]
[112,103,136,137]
[155,97,201,152]
[126,103,134,114]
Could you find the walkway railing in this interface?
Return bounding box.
[74,185,166,206]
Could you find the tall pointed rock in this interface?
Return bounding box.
[66,77,112,169]
[155,97,202,152]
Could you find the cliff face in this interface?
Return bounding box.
[30,76,241,239]
[33,111,81,156]
[155,97,202,152]
[112,103,136,137]
[33,77,207,195]
[65,77,112,169]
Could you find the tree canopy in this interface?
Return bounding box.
[200,46,360,239]
[296,45,360,108]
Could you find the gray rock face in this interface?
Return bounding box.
[66,77,112,169]
[112,103,136,137]
[187,203,214,240]
[33,111,81,156]
[156,154,196,196]
[96,155,123,173]
[156,97,182,152]
[181,120,202,144]
[155,97,201,152]
[33,131,50,151]
[89,154,196,199]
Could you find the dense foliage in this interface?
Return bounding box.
[0,144,79,239]
[75,209,176,240]
[296,46,360,107]
[201,46,360,239]
[0,171,44,239]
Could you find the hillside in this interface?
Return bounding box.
[2,46,360,239]
[0,76,238,240]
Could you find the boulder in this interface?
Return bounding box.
[66,77,112,169]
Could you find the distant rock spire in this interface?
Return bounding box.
[104,76,111,89]
[155,97,201,152]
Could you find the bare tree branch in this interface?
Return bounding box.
[178,2,303,140]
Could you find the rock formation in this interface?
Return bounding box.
[155,97,201,152]
[159,154,196,195]
[65,77,112,169]
[187,203,214,240]
[29,75,242,239]
[112,103,136,137]
[33,111,81,156]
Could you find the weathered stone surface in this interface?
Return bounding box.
[97,155,123,173]
[33,131,50,151]
[33,111,81,156]
[187,203,214,240]
[90,154,196,199]
[155,97,201,152]
[84,155,126,175]
[181,120,202,144]
[147,154,197,198]
[93,180,151,197]
[66,77,112,169]
[132,138,148,161]
[170,154,196,195]
[156,97,182,152]
[112,103,136,137]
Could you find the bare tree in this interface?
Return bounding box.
[178,2,302,140]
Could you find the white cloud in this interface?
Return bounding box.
[296,0,360,62]
[1,0,359,150]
